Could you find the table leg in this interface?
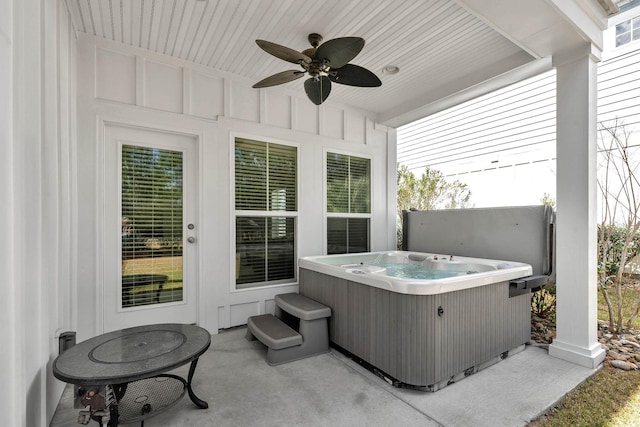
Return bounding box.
[113,383,128,401]
[155,283,163,303]
[186,358,208,409]
[107,404,119,427]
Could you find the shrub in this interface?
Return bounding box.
[532,284,557,319]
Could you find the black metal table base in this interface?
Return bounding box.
[187,358,208,409]
[104,359,207,427]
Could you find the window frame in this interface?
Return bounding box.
[323,148,373,255]
[615,15,640,48]
[231,134,300,292]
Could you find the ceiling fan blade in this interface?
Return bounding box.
[315,37,365,69]
[256,40,312,64]
[253,70,305,88]
[329,64,382,87]
[304,76,332,105]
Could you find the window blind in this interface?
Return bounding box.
[349,156,371,214]
[326,153,370,213]
[327,218,370,254]
[326,152,371,255]
[121,145,184,307]
[235,138,297,211]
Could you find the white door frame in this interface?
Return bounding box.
[97,118,202,333]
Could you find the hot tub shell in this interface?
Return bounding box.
[299,252,533,391]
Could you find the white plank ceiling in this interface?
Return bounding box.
[63,0,596,125]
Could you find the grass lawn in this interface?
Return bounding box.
[122,256,183,304]
[531,283,640,426]
[530,368,640,426]
[123,255,183,283]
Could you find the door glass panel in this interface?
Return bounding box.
[121,145,184,308]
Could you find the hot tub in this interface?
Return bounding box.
[298,251,534,391]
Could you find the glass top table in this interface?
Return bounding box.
[53,323,211,426]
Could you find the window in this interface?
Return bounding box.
[121,145,184,307]
[234,138,297,289]
[615,16,640,47]
[326,152,371,254]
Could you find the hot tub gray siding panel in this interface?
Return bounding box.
[299,268,531,388]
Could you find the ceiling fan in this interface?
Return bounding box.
[252,33,382,105]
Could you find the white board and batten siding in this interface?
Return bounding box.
[90,35,374,140]
[75,34,395,338]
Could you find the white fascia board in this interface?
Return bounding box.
[456,0,606,57]
[547,0,608,50]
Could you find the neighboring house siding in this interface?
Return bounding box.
[397,45,640,206]
[598,48,640,129]
[397,69,557,176]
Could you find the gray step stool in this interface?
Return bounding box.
[246,293,331,365]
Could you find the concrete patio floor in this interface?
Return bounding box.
[50,327,598,427]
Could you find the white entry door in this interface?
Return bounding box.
[103,124,198,332]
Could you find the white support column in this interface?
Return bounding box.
[549,43,605,369]
[0,2,17,425]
